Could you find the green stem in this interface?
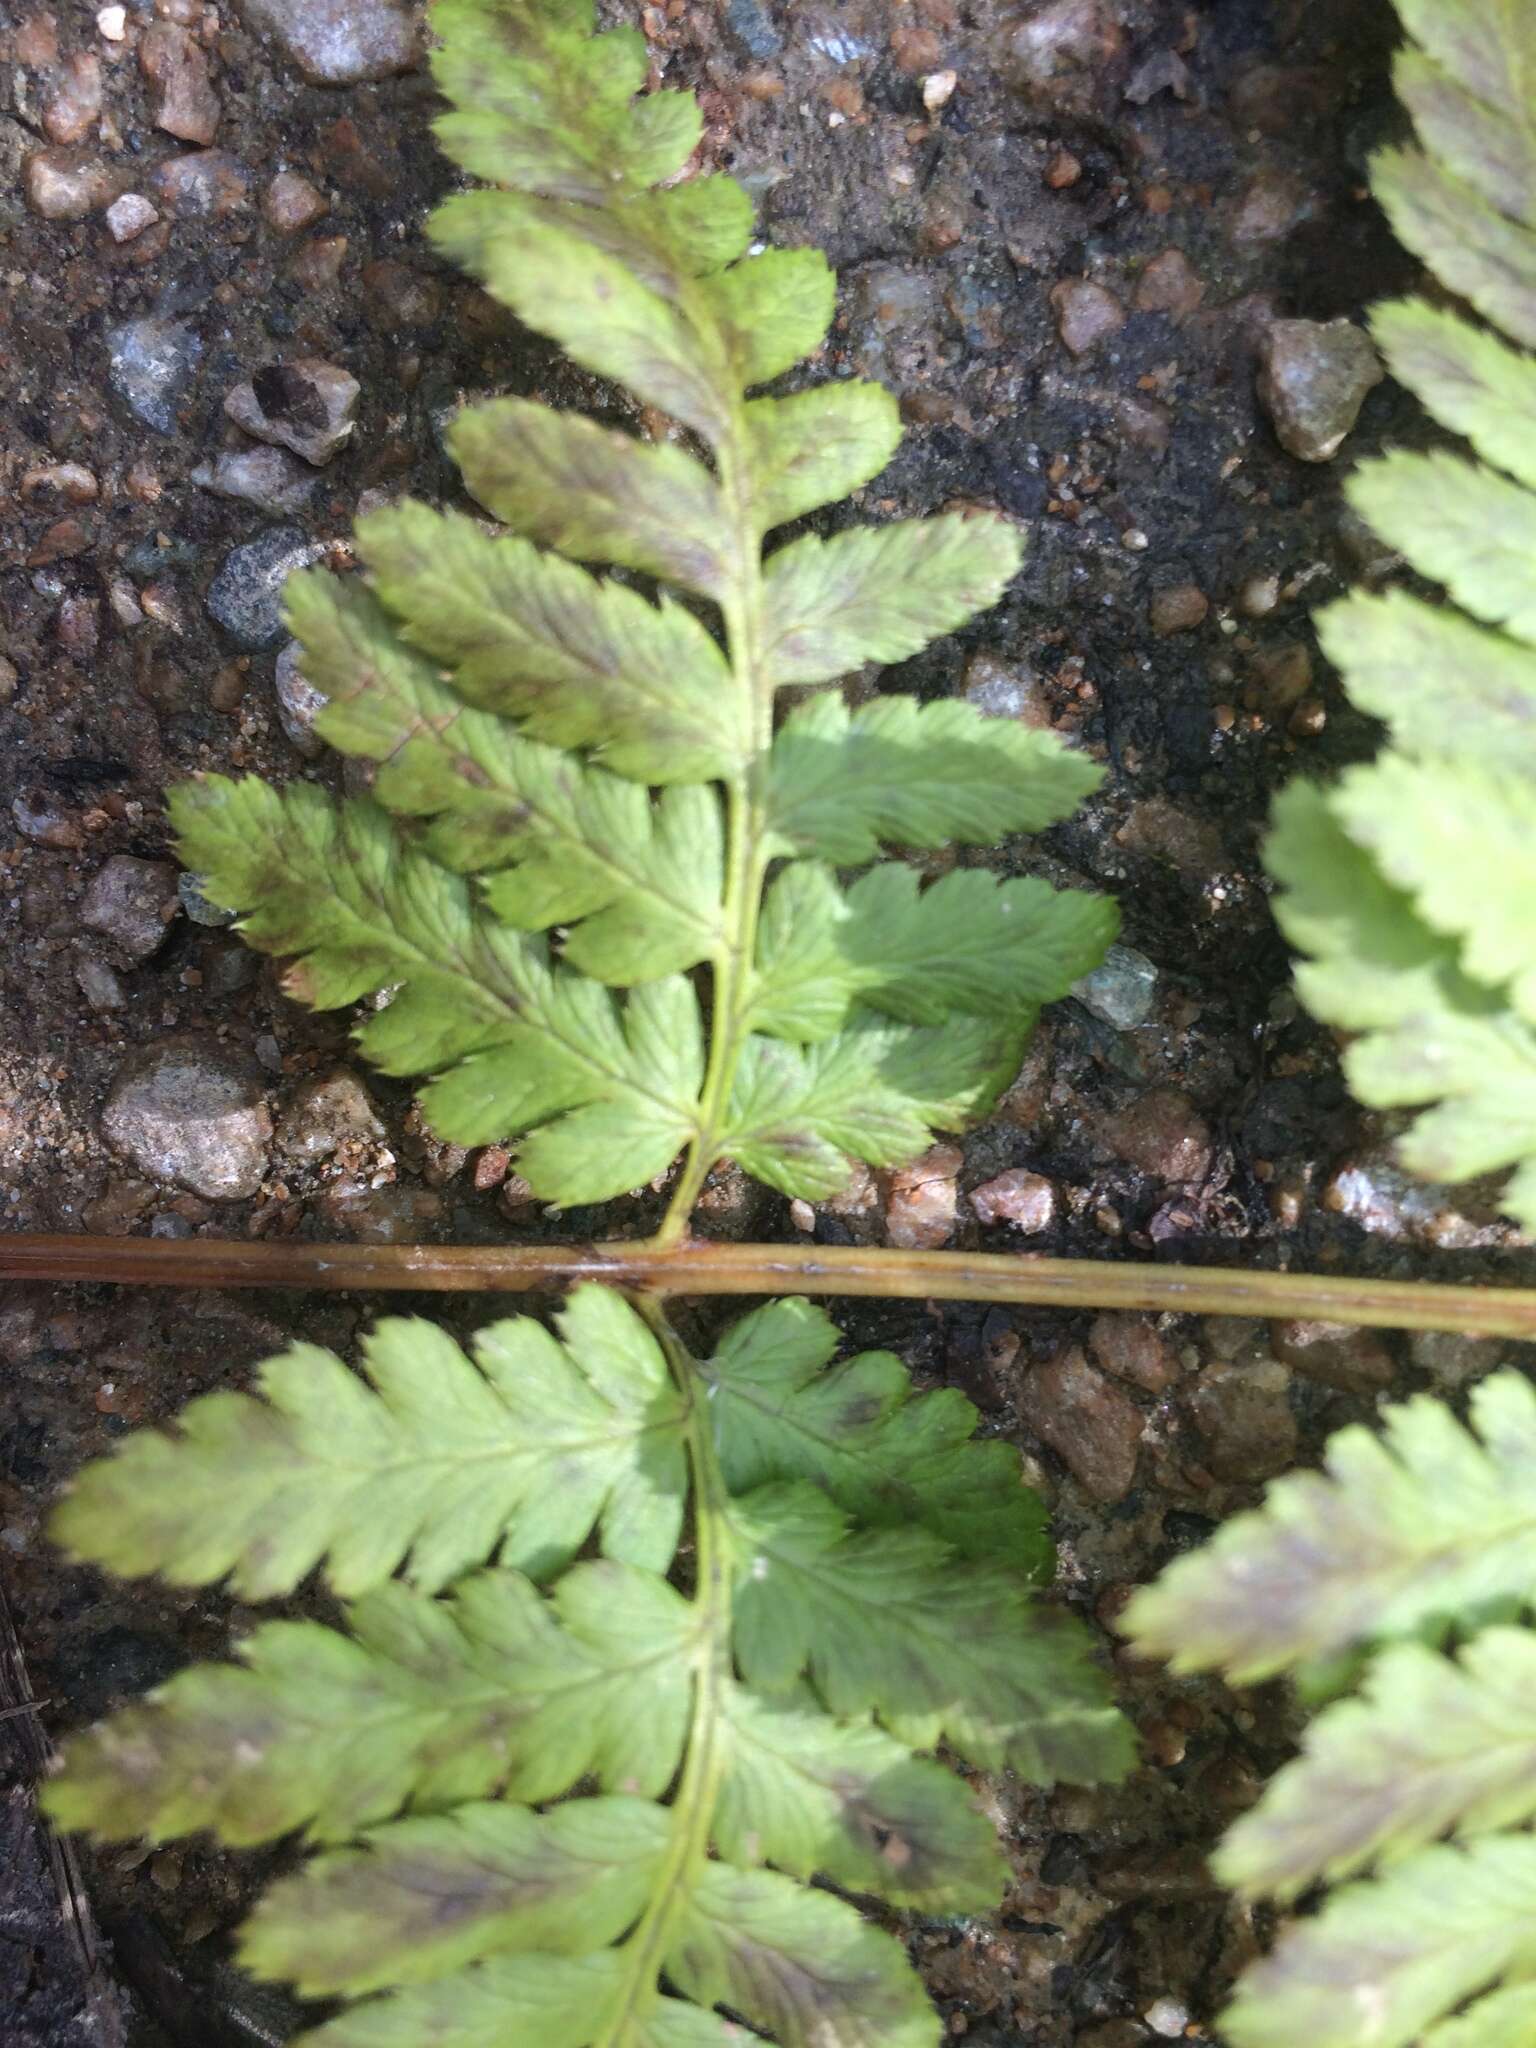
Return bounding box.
[595,1300,734,2046]
[654,393,774,1249]
[8,1232,1536,1339]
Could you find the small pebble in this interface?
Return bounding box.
[275,1068,385,1163]
[81,856,180,966]
[42,53,104,144]
[240,0,419,83]
[1134,247,1204,318]
[1146,1998,1190,2038]
[1096,1087,1213,1184]
[1150,583,1209,635]
[102,1040,272,1200]
[192,443,318,515]
[263,170,328,233]
[886,1143,962,1250]
[105,192,160,242]
[1022,1346,1144,1503]
[970,1168,1056,1232]
[1089,1312,1179,1393]
[1050,278,1125,355]
[13,789,84,850]
[139,22,221,144]
[922,68,958,111]
[177,872,237,927]
[75,951,128,1013]
[1044,147,1081,189]
[107,316,204,435]
[150,148,252,221]
[205,530,323,650]
[1271,1319,1393,1394]
[1185,1360,1297,1482]
[1074,945,1158,1030]
[273,638,327,753]
[1257,317,1384,462]
[98,7,128,38]
[225,358,360,467]
[25,147,124,220]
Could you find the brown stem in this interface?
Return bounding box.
[3,1232,1536,1338]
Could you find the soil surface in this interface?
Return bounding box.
[2,1,1532,2043]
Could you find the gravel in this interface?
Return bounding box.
[106,316,204,435]
[224,358,361,466]
[1257,316,1385,462]
[238,0,420,84]
[101,1041,272,1200]
[205,529,324,649]
[79,856,180,966]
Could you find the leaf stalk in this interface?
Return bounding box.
[5,1232,1536,1338]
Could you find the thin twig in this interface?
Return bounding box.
[3,1231,1536,1338]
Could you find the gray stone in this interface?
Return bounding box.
[80,855,180,965]
[224,358,360,467]
[275,1069,385,1162]
[177,872,237,927]
[74,951,127,1014]
[192,443,317,515]
[724,0,782,59]
[239,0,418,83]
[25,146,125,219]
[105,192,160,242]
[274,639,327,754]
[1257,317,1384,463]
[1050,278,1125,356]
[107,317,204,436]
[206,529,322,649]
[1074,944,1157,1030]
[102,1040,272,1200]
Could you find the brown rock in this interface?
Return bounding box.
[1271,1319,1394,1394]
[24,146,126,220]
[1150,583,1209,634]
[1257,317,1384,463]
[287,233,349,291]
[225,358,360,466]
[42,52,103,144]
[891,24,943,71]
[1095,1087,1212,1184]
[1186,1361,1297,1482]
[1050,278,1126,355]
[140,22,220,142]
[361,259,444,331]
[1023,1345,1144,1502]
[1249,639,1312,713]
[886,1143,962,1249]
[970,1168,1056,1232]
[151,149,252,220]
[1232,169,1312,245]
[1044,147,1081,189]
[263,169,328,232]
[1134,247,1204,317]
[1089,1312,1179,1393]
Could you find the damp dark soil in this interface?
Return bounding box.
[2,1,1531,2043]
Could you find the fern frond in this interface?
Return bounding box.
[49,1301,1131,2047]
[169,0,1109,1215]
[1128,1371,1536,2048]
[1124,1370,1536,1683]
[1268,0,1536,1229]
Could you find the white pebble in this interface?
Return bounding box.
[923,68,958,111]
[97,5,127,39]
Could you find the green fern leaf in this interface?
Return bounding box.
[52,1290,688,1597]
[1423,1983,1536,2048]
[241,1796,672,1994]
[1216,1629,1536,1901]
[667,1864,938,2048]
[44,1563,696,1845]
[1372,299,1536,490]
[703,1297,1050,1574]
[1123,1371,1536,1683]
[1221,1837,1536,2048]
[749,384,902,533]
[1313,591,1536,771]
[1348,448,1536,642]
[716,1685,1007,1910]
[763,517,1023,687]
[752,861,1119,1038]
[767,691,1104,861]
[51,1295,1130,2048]
[730,1482,1133,1783]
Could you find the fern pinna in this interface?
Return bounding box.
[1267,0,1536,1230]
[1126,1373,1536,2048]
[44,3,1131,2043]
